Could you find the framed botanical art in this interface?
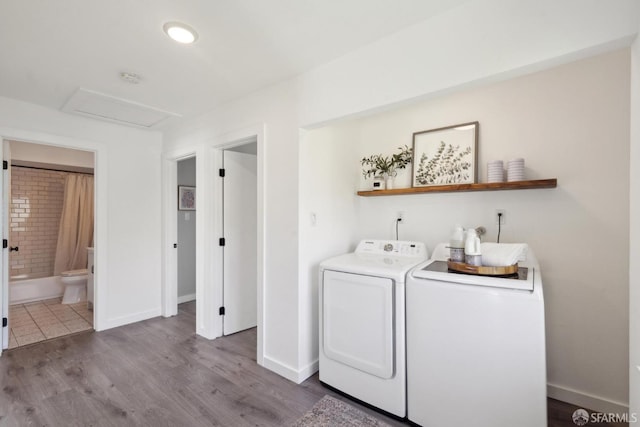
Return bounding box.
[412,122,479,187]
[178,185,196,211]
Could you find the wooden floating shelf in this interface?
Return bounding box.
[356,178,557,197]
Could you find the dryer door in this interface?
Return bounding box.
[322,270,394,379]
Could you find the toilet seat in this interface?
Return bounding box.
[62,269,88,277]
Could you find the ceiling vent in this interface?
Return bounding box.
[62,88,180,128]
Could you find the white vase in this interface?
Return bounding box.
[385,175,394,190]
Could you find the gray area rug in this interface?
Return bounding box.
[291,395,393,426]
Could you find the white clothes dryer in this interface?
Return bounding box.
[406,243,547,427]
[319,240,428,417]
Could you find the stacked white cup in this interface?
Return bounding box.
[487,160,504,183]
[507,158,525,182]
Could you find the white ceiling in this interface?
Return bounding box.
[0,0,469,128]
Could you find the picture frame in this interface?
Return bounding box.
[178,186,196,211]
[412,121,479,187]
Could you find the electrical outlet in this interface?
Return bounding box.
[397,211,405,222]
[496,209,506,225]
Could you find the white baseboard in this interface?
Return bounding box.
[98,308,162,331]
[548,383,629,415]
[177,293,196,304]
[297,359,319,382]
[262,355,319,384]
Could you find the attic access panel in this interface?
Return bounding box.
[62,88,180,128]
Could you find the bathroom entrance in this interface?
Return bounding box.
[1,139,95,350]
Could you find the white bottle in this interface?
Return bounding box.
[464,228,482,266]
[449,225,465,262]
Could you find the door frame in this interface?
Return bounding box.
[161,123,265,366]
[1,141,9,351]
[161,147,196,319]
[0,129,105,349]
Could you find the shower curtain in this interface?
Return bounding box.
[53,174,94,275]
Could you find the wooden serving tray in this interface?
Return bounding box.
[447,260,519,276]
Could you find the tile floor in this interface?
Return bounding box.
[8,298,93,348]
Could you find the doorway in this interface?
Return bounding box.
[1,139,96,350]
[177,157,196,307]
[161,124,265,364]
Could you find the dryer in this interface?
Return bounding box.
[319,240,428,417]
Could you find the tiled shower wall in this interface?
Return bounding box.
[10,167,66,280]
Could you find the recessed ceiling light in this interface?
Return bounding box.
[163,21,198,44]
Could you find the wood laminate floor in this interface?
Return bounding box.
[0,301,628,426]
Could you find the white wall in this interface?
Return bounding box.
[309,50,630,412]
[164,81,303,378]
[629,27,640,421]
[0,96,163,330]
[164,0,640,386]
[298,127,360,369]
[298,0,640,127]
[177,157,196,301]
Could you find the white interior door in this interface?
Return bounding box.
[1,140,10,351]
[222,150,257,335]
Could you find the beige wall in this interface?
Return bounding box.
[9,140,94,169]
[305,49,630,412]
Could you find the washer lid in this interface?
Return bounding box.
[411,259,535,291]
[321,252,427,282]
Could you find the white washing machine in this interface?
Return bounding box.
[319,239,428,417]
[406,243,547,427]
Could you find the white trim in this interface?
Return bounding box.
[297,359,319,383]
[1,139,8,353]
[0,127,106,333]
[547,383,629,415]
[177,293,196,304]
[161,146,197,319]
[256,127,265,367]
[262,355,318,384]
[102,308,162,330]
[195,145,217,339]
[161,157,178,317]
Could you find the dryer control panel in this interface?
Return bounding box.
[355,240,427,258]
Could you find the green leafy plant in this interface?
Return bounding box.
[415,141,472,185]
[361,145,413,179]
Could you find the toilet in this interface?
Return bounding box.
[61,269,88,304]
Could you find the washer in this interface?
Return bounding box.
[319,239,428,417]
[406,243,547,427]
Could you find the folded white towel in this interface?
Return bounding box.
[480,243,527,267]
